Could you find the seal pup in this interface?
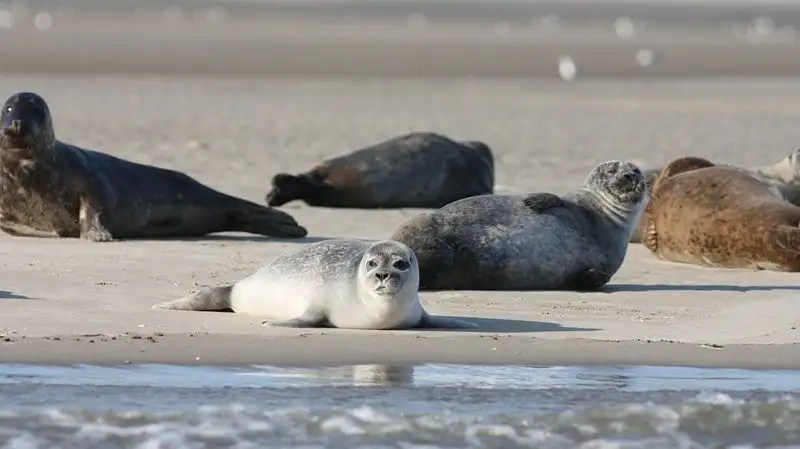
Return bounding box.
[0,92,307,241]
[630,149,800,243]
[390,160,647,291]
[642,156,800,271]
[153,239,477,330]
[265,131,494,209]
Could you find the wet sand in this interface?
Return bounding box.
[1,75,800,368]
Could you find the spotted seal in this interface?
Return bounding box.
[0,92,307,241]
[642,156,800,271]
[153,239,478,330]
[630,149,800,243]
[265,131,494,208]
[390,160,647,291]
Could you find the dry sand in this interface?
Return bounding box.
[2,76,800,369]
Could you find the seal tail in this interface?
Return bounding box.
[152,285,233,311]
[266,173,325,207]
[226,199,308,238]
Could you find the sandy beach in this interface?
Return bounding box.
[0,76,799,369]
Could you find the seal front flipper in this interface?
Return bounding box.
[523,193,565,213]
[416,311,478,329]
[775,225,800,255]
[567,268,612,290]
[78,197,113,242]
[152,285,233,311]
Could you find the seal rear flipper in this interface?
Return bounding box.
[566,268,612,291]
[152,285,233,311]
[266,173,328,207]
[227,203,308,239]
[523,193,565,214]
[417,311,478,329]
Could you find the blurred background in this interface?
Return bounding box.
[4,0,800,202]
[2,0,800,79]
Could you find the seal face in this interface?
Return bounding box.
[0,91,307,241]
[153,239,477,330]
[642,156,800,271]
[391,160,647,291]
[0,92,55,152]
[265,131,495,209]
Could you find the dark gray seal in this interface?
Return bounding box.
[153,239,477,330]
[265,131,494,208]
[0,92,307,241]
[390,160,647,291]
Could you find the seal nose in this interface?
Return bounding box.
[375,271,390,282]
[623,172,638,184]
[4,119,21,135]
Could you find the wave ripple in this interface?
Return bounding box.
[2,394,800,449]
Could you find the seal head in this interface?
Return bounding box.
[0,92,56,152]
[360,240,418,298]
[578,160,647,229]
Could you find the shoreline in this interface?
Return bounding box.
[2,333,800,370]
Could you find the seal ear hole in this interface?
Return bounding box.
[393,260,410,271]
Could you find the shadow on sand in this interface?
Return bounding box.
[603,283,800,293]
[433,316,601,333]
[0,290,31,300]
[135,235,336,244]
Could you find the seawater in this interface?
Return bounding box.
[0,363,799,448]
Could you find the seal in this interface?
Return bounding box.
[390,160,647,291]
[265,131,495,209]
[642,156,800,271]
[152,239,478,330]
[0,92,307,241]
[748,148,800,205]
[630,149,800,243]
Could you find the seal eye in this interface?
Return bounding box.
[393,260,409,271]
[367,259,378,269]
[2,106,10,115]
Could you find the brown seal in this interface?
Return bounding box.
[630,150,800,243]
[642,156,800,271]
[0,92,307,241]
[265,131,494,209]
